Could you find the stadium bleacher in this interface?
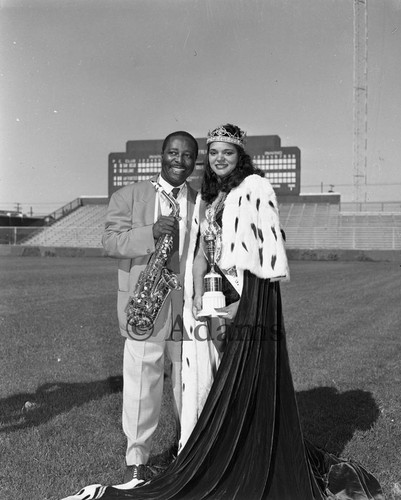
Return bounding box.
[20,200,401,251]
[22,205,107,248]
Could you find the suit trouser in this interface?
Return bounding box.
[122,301,182,465]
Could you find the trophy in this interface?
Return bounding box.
[198,220,226,317]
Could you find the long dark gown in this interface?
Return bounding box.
[86,271,383,500]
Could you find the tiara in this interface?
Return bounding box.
[206,125,247,148]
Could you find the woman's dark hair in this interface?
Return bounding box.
[201,124,264,204]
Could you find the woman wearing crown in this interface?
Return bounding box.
[62,124,382,500]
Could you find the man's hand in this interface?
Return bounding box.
[153,216,178,240]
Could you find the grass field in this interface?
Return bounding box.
[0,256,400,500]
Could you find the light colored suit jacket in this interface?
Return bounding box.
[102,177,197,337]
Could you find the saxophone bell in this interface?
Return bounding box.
[157,268,182,294]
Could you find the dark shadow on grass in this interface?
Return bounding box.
[1,378,380,461]
[0,375,123,432]
[296,386,380,456]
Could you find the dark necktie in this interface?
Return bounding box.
[171,187,180,199]
[168,188,180,273]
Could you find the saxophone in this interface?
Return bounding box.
[125,181,182,337]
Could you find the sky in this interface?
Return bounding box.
[1,0,400,215]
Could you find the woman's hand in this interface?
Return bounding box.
[192,295,204,320]
[215,300,240,322]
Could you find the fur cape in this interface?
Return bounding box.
[220,174,289,281]
[180,175,289,449]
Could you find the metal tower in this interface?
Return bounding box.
[353,0,368,202]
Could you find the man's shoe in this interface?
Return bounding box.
[123,464,162,484]
[123,464,150,484]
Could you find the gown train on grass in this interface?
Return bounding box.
[63,271,383,500]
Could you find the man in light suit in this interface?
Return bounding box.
[102,131,198,484]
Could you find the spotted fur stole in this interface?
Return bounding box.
[220,174,290,281]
